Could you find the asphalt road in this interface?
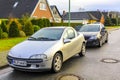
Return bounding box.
[0,29,120,80]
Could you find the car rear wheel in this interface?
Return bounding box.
[79,43,86,57]
[105,35,108,43]
[51,53,63,73]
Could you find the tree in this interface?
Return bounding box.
[1,21,8,33]
[9,21,20,37]
[111,18,117,26]
[0,26,2,39]
[104,17,112,26]
[23,21,34,36]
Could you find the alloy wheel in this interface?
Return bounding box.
[52,53,62,73]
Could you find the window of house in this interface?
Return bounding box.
[39,3,46,10]
[53,10,57,14]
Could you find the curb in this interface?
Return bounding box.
[0,64,9,70]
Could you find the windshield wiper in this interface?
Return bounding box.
[28,37,36,40]
[37,37,56,41]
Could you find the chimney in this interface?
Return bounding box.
[63,10,66,16]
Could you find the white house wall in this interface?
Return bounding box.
[63,20,89,24]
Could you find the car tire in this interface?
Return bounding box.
[51,53,63,73]
[105,35,108,43]
[79,43,86,57]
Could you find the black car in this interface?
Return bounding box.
[74,25,82,31]
[78,24,108,47]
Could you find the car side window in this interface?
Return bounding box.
[63,29,75,39]
[63,31,69,39]
[67,29,75,39]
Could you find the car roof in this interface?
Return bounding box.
[85,23,104,26]
[43,26,73,29]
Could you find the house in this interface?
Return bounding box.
[109,11,120,18]
[87,11,105,24]
[62,11,97,24]
[50,5,62,23]
[62,10,108,24]
[0,0,54,22]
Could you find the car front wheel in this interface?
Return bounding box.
[51,53,63,73]
[79,43,86,57]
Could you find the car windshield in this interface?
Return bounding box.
[79,25,100,32]
[28,28,64,41]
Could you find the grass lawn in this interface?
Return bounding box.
[0,37,27,68]
[0,37,27,52]
[105,26,120,32]
[0,51,8,67]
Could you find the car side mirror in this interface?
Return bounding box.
[64,39,71,44]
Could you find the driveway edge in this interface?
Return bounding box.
[0,64,9,70]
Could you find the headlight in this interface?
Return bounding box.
[89,35,97,40]
[30,54,47,60]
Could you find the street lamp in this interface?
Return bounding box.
[68,0,71,26]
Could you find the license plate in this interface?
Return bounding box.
[13,60,27,66]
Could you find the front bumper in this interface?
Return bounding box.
[7,56,52,72]
[86,39,99,46]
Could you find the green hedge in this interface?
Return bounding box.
[0,18,84,39]
[51,22,83,27]
[0,26,2,39]
[1,21,8,33]
[31,18,51,28]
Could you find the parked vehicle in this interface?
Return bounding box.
[74,25,82,31]
[7,27,86,72]
[78,24,108,47]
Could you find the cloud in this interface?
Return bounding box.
[48,0,120,13]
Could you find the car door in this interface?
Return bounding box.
[100,27,106,43]
[61,28,80,61]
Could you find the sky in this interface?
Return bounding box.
[48,0,120,14]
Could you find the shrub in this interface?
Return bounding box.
[51,22,83,27]
[38,19,44,28]
[46,19,51,27]
[7,19,22,31]
[19,30,26,37]
[0,27,2,39]
[23,21,34,36]
[8,21,20,37]
[33,25,40,32]
[43,19,48,27]
[31,19,44,28]
[2,32,8,38]
[1,21,8,33]
[105,17,113,26]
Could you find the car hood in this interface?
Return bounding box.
[9,40,58,58]
[80,32,99,36]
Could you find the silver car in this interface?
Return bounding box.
[7,27,86,72]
